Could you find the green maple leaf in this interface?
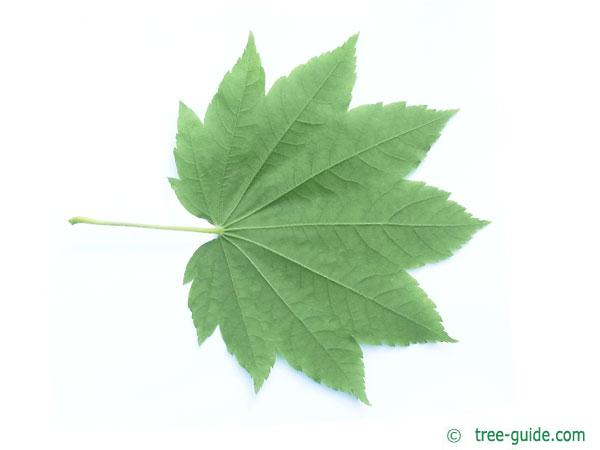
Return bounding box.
[70,34,487,403]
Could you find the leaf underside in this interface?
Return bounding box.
[171,33,487,403]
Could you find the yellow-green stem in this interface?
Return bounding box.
[68,216,223,235]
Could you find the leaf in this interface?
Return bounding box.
[172,33,487,403]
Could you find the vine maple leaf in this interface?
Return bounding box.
[71,33,487,403]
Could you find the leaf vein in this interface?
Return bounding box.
[226,233,448,339]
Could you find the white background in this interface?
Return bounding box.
[1,0,599,448]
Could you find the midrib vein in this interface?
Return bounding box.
[226,222,476,231]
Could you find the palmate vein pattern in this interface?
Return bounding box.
[172,34,487,402]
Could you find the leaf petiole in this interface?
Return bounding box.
[68,216,223,235]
